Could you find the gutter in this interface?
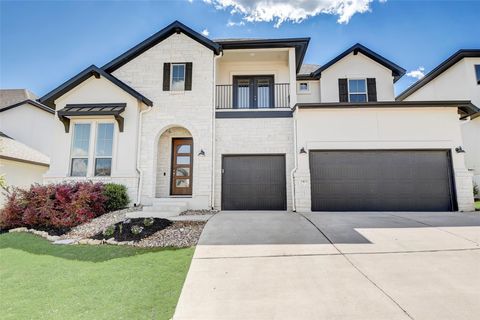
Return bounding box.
[210,51,223,209]
[290,110,298,212]
[135,103,153,205]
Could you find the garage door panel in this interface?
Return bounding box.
[222,155,287,210]
[310,150,455,212]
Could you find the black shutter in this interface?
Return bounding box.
[338,78,348,102]
[185,62,193,91]
[163,63,171,91]
[367,78,377,102]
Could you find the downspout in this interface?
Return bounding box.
[136,103,153,205]
[210,51,223,209]
[290,108,298,212]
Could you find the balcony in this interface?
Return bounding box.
[215,83,290,110]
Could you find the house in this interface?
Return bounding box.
[31,20,477,213]
[397,50,480,198]
[0,131,50,206]
[0,89,55,201]
[0,89,55,157]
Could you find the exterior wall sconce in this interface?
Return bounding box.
[299,147,307,154]
[198,149,205,156]
[455,146,466,153]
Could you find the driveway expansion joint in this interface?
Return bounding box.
[298,212,416,320]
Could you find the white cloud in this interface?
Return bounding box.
[406,66,425,80]
[201,28,210,36]
[204,0,379,27]
[227,19,246,27]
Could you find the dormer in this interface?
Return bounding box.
[308,44,405,103]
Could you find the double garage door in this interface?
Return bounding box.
[221,151,456,211]
[310,150,456,211]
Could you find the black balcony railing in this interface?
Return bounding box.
[215,83,290,109]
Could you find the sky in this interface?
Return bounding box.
[1,0,479,97]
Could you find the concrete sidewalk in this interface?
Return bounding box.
[173,211,480,320]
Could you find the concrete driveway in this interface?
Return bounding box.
[174,211,480,320]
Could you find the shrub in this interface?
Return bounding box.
[474,183,479,197]
[0,182,107,230]
[103,225,115,238]
[103,183,130,212]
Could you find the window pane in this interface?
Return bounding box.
[171,64,185,91]
[176,156,191,165]
[237,79,250,109]
[71,158,88,176]
[175,179,190,188]
[299,83,309,91]
[96,123,114,157]
[72,123,90,157]
[349,94,367,103]
[176,168,190,177]
[348,79,366,93]
[176,145,191,153]
[95,158,112,176]
[475,65,480,83]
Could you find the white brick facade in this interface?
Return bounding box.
[214,117,294,210]
[112,33,214,208]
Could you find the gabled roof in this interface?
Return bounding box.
[311,43,406,82]
[103,20,221,73]
[297,64,320,80]
[0,99,54,114]
[0,89,38,108]
[396,49,480,101]
[216,38,310,73]
[0,131,50,167]
[39,65,153,108]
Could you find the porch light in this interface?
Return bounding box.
[198,149,205,156]
[299,147,307,154]
[455,146,466,153]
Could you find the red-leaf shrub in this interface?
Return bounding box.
[0,182,108,230]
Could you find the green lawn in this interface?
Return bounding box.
[0,232,194,320]
[475,201,480,210]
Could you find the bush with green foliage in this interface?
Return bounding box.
[103,183,130,212]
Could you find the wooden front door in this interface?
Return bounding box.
[170,138,193,195]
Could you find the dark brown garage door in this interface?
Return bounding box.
[222,155,287,210]
[310,150,456,211]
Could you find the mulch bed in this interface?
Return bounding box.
[92,218,172,242]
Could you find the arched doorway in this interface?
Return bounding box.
[155,126,193,197]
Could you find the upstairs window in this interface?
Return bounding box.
[171,63,186,91]
[475,65,480,84]
[71,123,91,177]
[298,82,310,93]
[348,79,367,102]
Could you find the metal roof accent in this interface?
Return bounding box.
[311,43,406,82]
[396,49,480,101]
[57,103,127,132]
[103,20,221,73]
[39,65,153,108]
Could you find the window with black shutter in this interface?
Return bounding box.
[163,62,193,91]
[367,78,377,102]
[338,78,348,102]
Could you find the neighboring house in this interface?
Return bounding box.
[0,89,55,157]
[397,50,480,198]
[33,21,477,213]
[0,131,50,206]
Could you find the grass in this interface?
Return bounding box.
[475,201,480,210]
[0,232,194,320]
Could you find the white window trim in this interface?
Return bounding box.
[170,63,186,92]
[69,119,116,177]
[347,78,368,102]
[297,82,311,94]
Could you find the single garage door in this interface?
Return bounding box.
[310,150,456,211]
[222,155,287,210]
